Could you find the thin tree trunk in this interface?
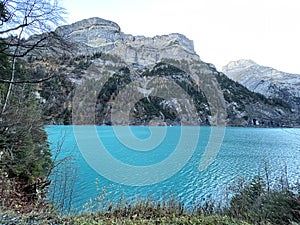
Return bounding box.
[1,19,25,114]
[2,56,16,113]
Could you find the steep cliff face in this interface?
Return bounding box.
[55,17,199,65]
[223,59,300,114]
[56,17,121,44]
[29,18,299,127]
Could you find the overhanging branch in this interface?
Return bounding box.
[0,75,55,84]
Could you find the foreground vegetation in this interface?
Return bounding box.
[1,173,300,225]
[1,210,249,225]
[0,0,68,213]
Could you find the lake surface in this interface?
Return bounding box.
[45,126,300,212]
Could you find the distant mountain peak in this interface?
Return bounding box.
[223,59,300,115]
[223,59,257,71]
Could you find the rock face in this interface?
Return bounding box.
[56,17,121,47]
[28,18,300,127]
[223,59,300,115]
[55,17,199,65]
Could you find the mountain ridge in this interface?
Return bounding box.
[53,17,199,66]
[24,17,299,127]
[223,59,300,116]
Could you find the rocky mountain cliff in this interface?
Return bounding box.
[26,18,299,127]
[223,60,300,113]
[55,17,199,65]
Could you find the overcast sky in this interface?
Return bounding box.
[61,0,300,74]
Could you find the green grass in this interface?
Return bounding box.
[0,210,250,225]
[60,213,250,225]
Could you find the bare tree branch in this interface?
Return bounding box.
[0,22,29,34]
[0,0,68,113]
[0,74,55,83]
[0,35,48,57]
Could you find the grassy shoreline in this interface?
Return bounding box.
[1,173,300,225]
[1,208,250,225]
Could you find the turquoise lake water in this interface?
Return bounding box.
[45,126,300,212]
